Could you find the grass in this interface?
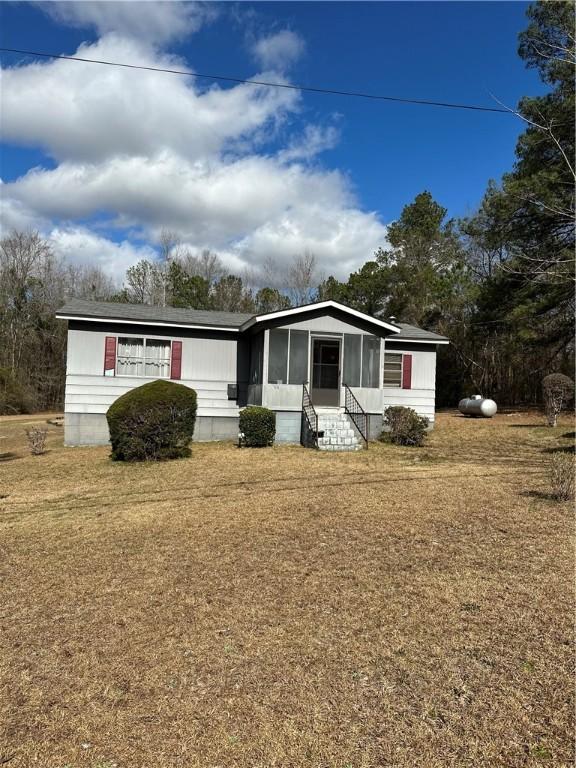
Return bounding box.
[0,410,574,768]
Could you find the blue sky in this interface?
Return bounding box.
[0,1,544,281]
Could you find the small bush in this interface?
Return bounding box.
[542,373,574,427]
[25,427,48,455]
[549,453,575,501]
[239,406,276,447]
[107,380,197,462]
[382,406,429,447]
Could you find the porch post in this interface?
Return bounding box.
[262,329,270,408]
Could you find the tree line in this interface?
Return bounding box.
[0,0,573,413]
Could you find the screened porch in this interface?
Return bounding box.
[247,327,387,411]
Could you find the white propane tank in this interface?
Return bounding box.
[458,395,498,418]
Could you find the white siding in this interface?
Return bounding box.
[65,328,238,418]
[382,388,436,422]
[384,345,436,390]
[278,316,371,334]
[381,345,436,422]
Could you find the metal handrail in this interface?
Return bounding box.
[301,383,319,449]
[344,384,369,448]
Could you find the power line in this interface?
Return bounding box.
[0,46,511,115]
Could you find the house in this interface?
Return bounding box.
[56,298,448,450]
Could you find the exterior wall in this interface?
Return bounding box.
[277,316,368,334]
[62,317,440,445]
[64,322,241,445]
[274,411,302,443]
[382,343,437,423]
[260,335,439,422]
[65,413,239,446]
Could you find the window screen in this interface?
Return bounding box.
[383,353,403,387]
[117,337,171,378]
[268,329,289,384]
[250,333,264,384]
[117,337,144,376]
[144,340,171,378]
[288,330,309,384]
[361,335,380,388]
[343,334,361,387]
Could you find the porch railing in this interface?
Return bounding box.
[301,384,319,449]
[344,384,369,448]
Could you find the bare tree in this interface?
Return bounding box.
[157,229,181,306]
[542,373,574,427]
[178,249,226,284]
[0,230,116,412]
[0,231,53,372]
[286,251,318,306]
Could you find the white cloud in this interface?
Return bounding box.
[41,1,216,46]
[49,226,157,278]
[1,36,299,164]
[2,34,387,282]
[251,30,305,71]
[7,151,385,278]
[278,124,340,163]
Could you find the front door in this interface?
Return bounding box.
[311,338,341,406]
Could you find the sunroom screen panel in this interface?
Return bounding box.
[268,329,289,384]
[288,330,309,384]
[361,335,380,388]
[343,334,361,387]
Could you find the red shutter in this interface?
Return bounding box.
[170,341,182,380]
[402,353,412,389]
[104,336,116,376]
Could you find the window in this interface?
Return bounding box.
[117,337,171,378]
[361,335,380,388]
[383,353,403,387]
[343,334,361,387]
[267,329,310,384]
[288,330,309,384]
[268,329,289,384]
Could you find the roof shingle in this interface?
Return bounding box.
[56,298,448,342]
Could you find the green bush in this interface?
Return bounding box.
[239,406,276,447]
[107,380,197,461]
[382,405,429,447]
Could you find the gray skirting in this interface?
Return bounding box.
[64,409,399,447]
[64,412,240,446]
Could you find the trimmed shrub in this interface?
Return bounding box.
[107,380,197,462]
[382,405,429,447]
[549,453,575,501]
[542,373,574,427]
[239,406,276,447]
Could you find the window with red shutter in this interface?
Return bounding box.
[402,353,412,389]
[104,336,116,376]
[170,340,182,380]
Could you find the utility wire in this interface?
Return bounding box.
[0,46,511,115]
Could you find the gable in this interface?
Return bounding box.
[241,301,400,337]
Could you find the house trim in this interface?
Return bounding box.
[239,300,402,334]
[56,314,240,333]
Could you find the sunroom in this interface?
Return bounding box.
[243,302,403,413]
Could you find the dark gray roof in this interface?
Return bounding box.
[57,298,253,329]
[56,298,448,342]
[387,322,448,343]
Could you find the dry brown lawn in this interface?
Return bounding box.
[0,411,574,768]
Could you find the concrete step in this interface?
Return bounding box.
[315,411,365,451]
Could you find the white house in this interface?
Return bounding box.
[56,299,448,449]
